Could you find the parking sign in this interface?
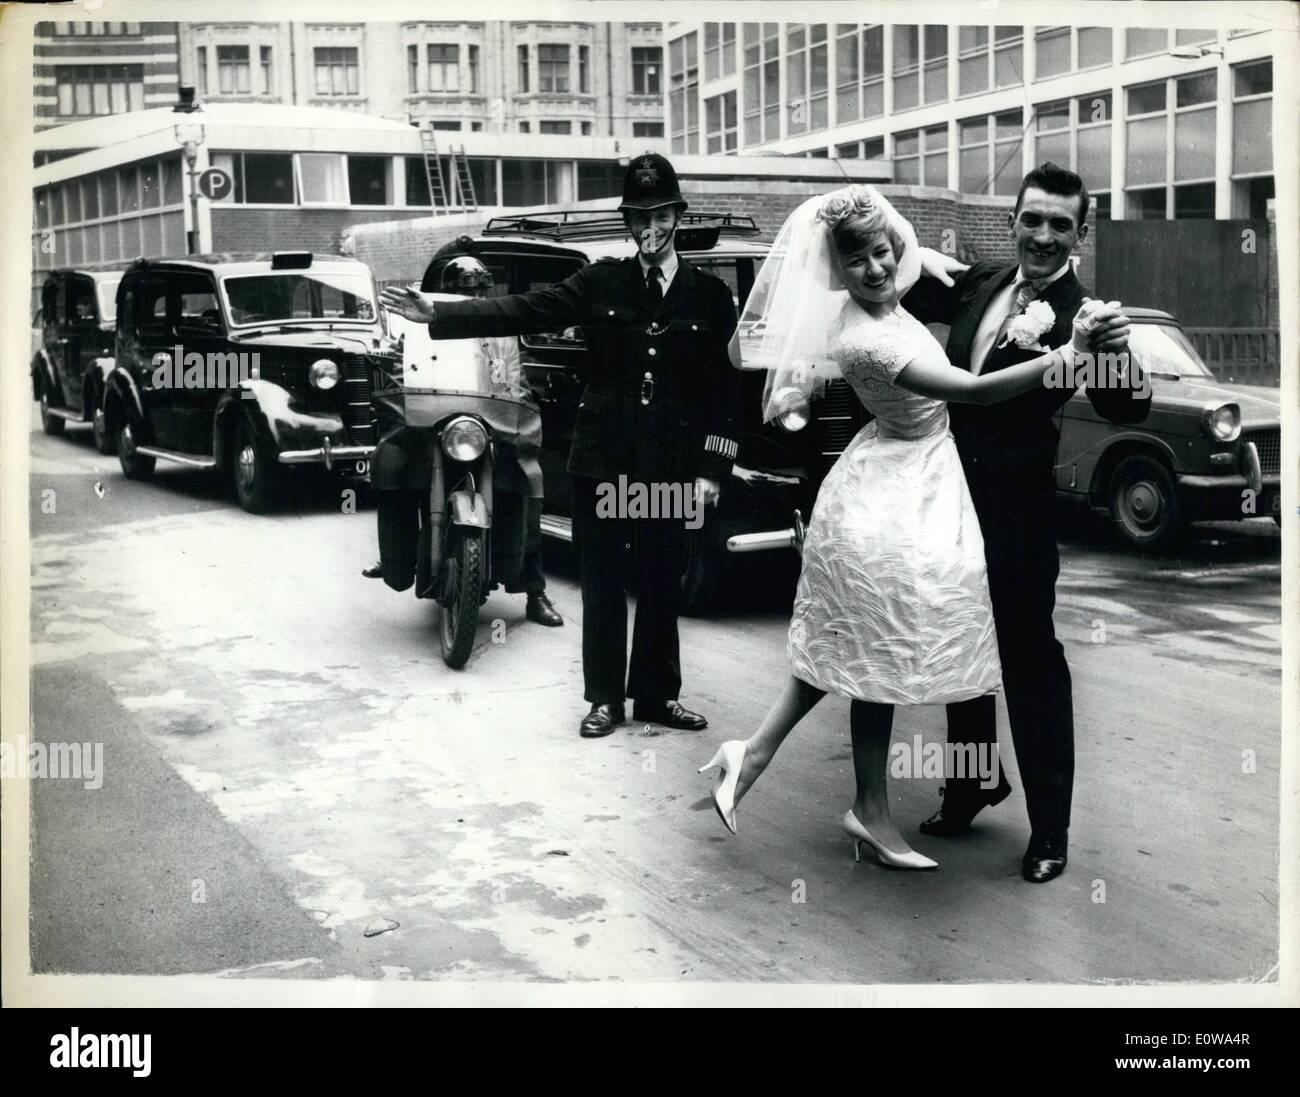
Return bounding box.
[197,167,233,201]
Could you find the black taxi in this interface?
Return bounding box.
[103,252,392,512]
[32,265,127,453]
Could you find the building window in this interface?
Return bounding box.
[431,121,462,131]
[786,24,828,135]
[632,47,662,95]
[958,26,989,96]
[923,25,948,103]
[578,45,590,94]
[260,46,273,96]
[196,47,208,96]
[1030,92,1111,206]
[1232,59,1272,178]
[580,121,592,136]
[217,46,250,95]
[669,32,699,153]
[704,24,735,82]
[519,121,530,133]
[1078,27,1112,69]
[408,45,419,93]
[518,45,530,93]
[895,124,948,186]
[1034,26,1071,80]
[1125,187,1166,220]
[54,65,144,117]
[831,23,884,122]
[539,44,569,93]
[348,155,392,205]
[468,45,480,95]
[705,91,738,153]
[428,44,459,92]
[297,152,348,204]
[959,110,1024,195]
[1125,28,1167,60]
[1124,71,1217,219]
[741,22,781,146]
[539,120,572,134]
[633,121,664,138]
[993,26,1023,89]
[471,122,483,132]
[893,25,919,112]
[722,23,737,76]
[1173,182,1215,219]
[314,47,359,96]
[211,152,296,204]
[53,21,141,36]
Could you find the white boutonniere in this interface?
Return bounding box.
[1000,299,1056,349]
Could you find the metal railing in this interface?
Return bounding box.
[1186,327,1281,387]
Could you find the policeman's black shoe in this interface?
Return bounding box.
[362,561,384,578]
[918,774,1013,837]
[1022,833,1068,883]
[632,700,708,731]
[525,592,563,627]
[579,703,625,738]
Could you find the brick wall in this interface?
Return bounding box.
[210,207,432,260]
[337,180,1103,288]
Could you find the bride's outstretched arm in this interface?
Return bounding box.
[895,301,1125,407]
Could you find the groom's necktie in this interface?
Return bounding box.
[972,277,1042,375]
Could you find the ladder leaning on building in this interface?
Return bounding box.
[419,125,478,215]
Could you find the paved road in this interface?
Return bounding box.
[26,415,1282,984]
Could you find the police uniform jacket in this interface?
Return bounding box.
[430,255,741,485]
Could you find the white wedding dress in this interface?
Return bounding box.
[787,300,1002,705]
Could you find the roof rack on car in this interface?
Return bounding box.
[482,209,761,242]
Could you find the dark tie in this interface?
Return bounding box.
[646,265,664,308]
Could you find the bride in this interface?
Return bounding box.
[699,185,1123,869]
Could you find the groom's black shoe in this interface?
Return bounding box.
[919,774,1013,836]
[579,703,625,738]
[1022,832,1068,883]
[632,700,708,731]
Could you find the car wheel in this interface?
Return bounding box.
[232,417,279,514]
[92,402,114,455]
[38,382,65,437]
[1108,453,1182,551]
[116,418,155,480]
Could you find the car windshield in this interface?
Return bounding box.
[1131,323,1215,380]
[220,271,376,327]
[95,276,123,324]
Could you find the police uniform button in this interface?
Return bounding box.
[608,310,616,316]
[691,324,699,331]
[644,371,653,379]
[648,347,657,356]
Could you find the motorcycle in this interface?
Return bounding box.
[372,306,544,668]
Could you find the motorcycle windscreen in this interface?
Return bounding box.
[387,314,528,399]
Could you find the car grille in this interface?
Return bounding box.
[810,379,867,475]
[1245,428,1279,475]
[341,356,376,445]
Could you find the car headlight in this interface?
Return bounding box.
[772,386,810,432]
[309,359,340,391]
[1203,403,1240,442]
[442,416,488,462]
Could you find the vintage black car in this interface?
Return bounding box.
[1053,309,1281,548]
[103,252,390,513]
[414,211,824,612]
[31,265,126,453]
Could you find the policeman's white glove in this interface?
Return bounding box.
[918,247,970,288]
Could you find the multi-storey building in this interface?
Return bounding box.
[665,21,1277,220]
[169,20,664,139]
[33,19,181,137]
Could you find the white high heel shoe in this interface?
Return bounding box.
[698,741,747,835]
[842,810,938,869]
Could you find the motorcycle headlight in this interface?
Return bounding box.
[1203,403,1240,442]
[309,359,340,391]
[772,386,810,433]
[442,416,488,462]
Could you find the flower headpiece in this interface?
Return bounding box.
[814,185,881,229]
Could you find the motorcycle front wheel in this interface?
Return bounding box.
[439,529,484,669]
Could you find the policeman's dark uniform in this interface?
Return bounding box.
[428,154,740,727]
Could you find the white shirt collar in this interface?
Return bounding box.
[1016,259,1072,292]
[639,249,679,289]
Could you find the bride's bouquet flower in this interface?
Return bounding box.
[1001,300,1055,349]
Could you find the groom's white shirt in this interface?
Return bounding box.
[970,259,1072,375]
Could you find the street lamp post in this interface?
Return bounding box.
[174,120,206,255]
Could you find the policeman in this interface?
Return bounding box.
[367,255,563,627]
[381,152,740,738]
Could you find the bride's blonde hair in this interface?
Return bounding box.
[816,185,905,259]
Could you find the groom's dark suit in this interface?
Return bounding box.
[904,260,1150,847]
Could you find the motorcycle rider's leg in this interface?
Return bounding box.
[375,488,419,592]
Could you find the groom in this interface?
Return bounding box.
[905,162,1150,882]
